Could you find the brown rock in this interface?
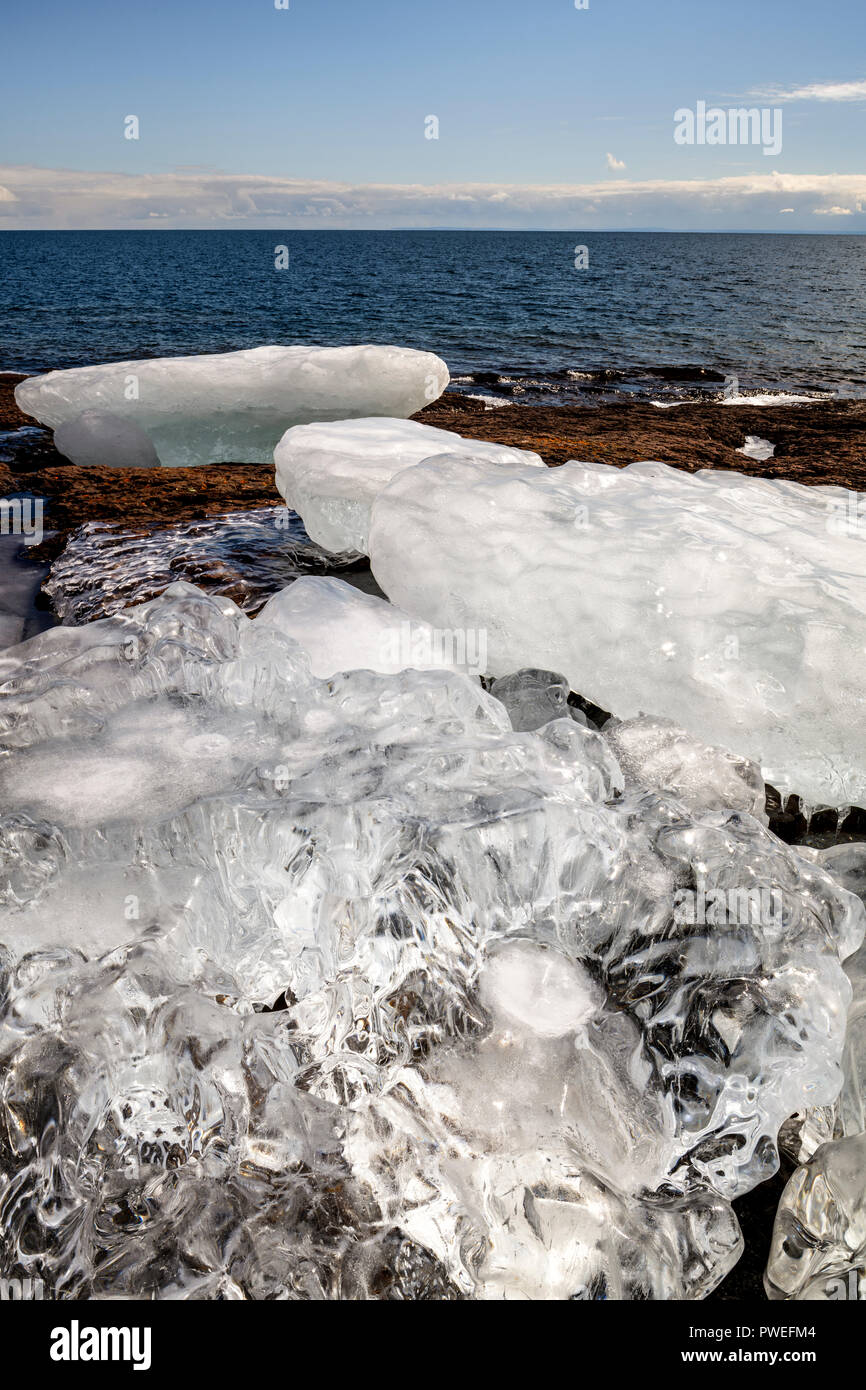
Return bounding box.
[414,396,866,488]
[0,373,37,431]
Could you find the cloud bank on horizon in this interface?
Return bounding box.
[0,164,861,232]
[0,165,864,232]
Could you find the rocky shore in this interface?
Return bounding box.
[419,392,866,484]
[2,373,864,567]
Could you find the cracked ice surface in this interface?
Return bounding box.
[15,346,449,469]
[274,417,543,553]
[0,582,862,1299]
[368,456,866,808]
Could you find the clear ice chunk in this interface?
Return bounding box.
[766,842,866,1299]
[0,582,862,1299]
[604,715,767,820]
[489,668,586,731]
[259,575,478,678]
[792,842,866,1148]
[765,1133,866,1300]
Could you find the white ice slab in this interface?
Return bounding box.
[368,456,866,807]
[274,417,543,553]
[15,345,450,469]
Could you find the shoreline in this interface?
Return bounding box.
[2,374,864,567]
[419,392,866,485]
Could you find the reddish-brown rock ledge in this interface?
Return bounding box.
[2,374,863,563]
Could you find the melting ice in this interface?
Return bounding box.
[15,346,450,469]
[0,580,862,1300]
[367,455,866,808]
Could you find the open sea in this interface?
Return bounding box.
[1,229,865,406]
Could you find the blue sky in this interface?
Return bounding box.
[1,0,864,228]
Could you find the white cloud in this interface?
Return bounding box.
[0,165,864,230]
[779,207,795,213]
[606,152,627,171]
[754,78,866,103]
[814,204,854,215]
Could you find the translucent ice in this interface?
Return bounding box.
[347,942,744,1300]
[274,417,543,553]
[45,506,362,626]
[0,585,862,1300]
[789,842,866,1149]
[736,435,775,462]
[604,716,767,820]
[765,1134,866,1300]
[369,456,866,807]
[489,668,586,731]
[54,410,160,469]
[765,842,866,1299]
[15,346,450,469]
[259,575,476,678]
[821,842,866,911]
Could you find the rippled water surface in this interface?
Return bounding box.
[2,230,864,401]
[45,506,366,625]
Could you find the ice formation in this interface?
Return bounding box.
[776,841,866,1159]
[54,410,160,469]
[259,576,477,678]
[603,716,767,820]
[15,346,449,469]
[368,456,866,808]
[766,842,866,1299]
[274,417,543,553]
[488,669,587,732]
[823,844,866,1143]
[765,1134,866,1300]
[0,582,862,1299]
[736,435,775,462]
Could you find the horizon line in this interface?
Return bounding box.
[2,226,865,236]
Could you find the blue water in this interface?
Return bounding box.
[1,230,865,403]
